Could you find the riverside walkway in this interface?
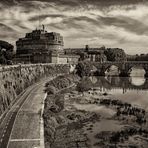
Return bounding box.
[0,77,54,148]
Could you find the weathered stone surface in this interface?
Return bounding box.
[0,64,69,118]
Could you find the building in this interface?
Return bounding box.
[15,26,108,64]
[52,53,80,64]
[15,26,64,63]
[15,26,80,64]
[64,45,107,62]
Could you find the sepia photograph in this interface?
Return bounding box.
[0,0,148,148]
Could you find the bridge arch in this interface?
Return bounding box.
[92,61,148,77]
[93,76,148,91]
[130,76,146,86]
[104,65,121,76]
[127,64,146,77]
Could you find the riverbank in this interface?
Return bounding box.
[43,75,148,148]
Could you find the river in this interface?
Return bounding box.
[89,68,148,111]
[44,68,148,148]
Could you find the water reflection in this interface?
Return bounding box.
[89,68,148,110]
[90,76,148,93]
[105,66,146,77]
[89,76,148,110]
[130,77,145,86]
[130,67,145,77]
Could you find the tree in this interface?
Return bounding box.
[0,54,7,64]
[0,40,14,64]
[76,61,93,77]
[104,48,127,62]
[76,77,92,94]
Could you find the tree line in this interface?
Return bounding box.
[0,40,14,65]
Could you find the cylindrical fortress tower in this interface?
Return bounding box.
[16,28,64,63]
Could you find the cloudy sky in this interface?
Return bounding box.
[0,0,148,54]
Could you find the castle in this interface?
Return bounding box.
[15,26,107,64]
[15,25,79,64]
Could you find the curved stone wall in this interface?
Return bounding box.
[0,64,70,118]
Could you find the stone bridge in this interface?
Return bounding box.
[92,77,148,91]
[92,61,148,77]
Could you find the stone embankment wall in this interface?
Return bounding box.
[0,64,70,118]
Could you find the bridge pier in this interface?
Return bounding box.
[144,67,148,77]
[94,70,105,76]
[119,70,130,77]
[144,71,148,77]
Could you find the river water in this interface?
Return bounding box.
[89,68,148,111]
[49,68,148,147]
[75,68,148,147]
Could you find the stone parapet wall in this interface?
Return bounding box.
[0,63,70,118]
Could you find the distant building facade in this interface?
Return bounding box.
[52,54,80,64]
[127,54,148,61]
[64,45,107,62]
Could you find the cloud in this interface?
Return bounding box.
[0,23,15,32]
[0,0,148,54]
[1,0,146,7]
[98,16,148,35]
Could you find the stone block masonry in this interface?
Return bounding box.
[0,63,70,119]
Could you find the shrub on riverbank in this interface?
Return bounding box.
[76,77,93,94]
[76,61,93,77]
[43,94,65,146]
[95,126,148,147]
[44,94,64,114]
[45,74,80,94]
[43,74,82,147]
